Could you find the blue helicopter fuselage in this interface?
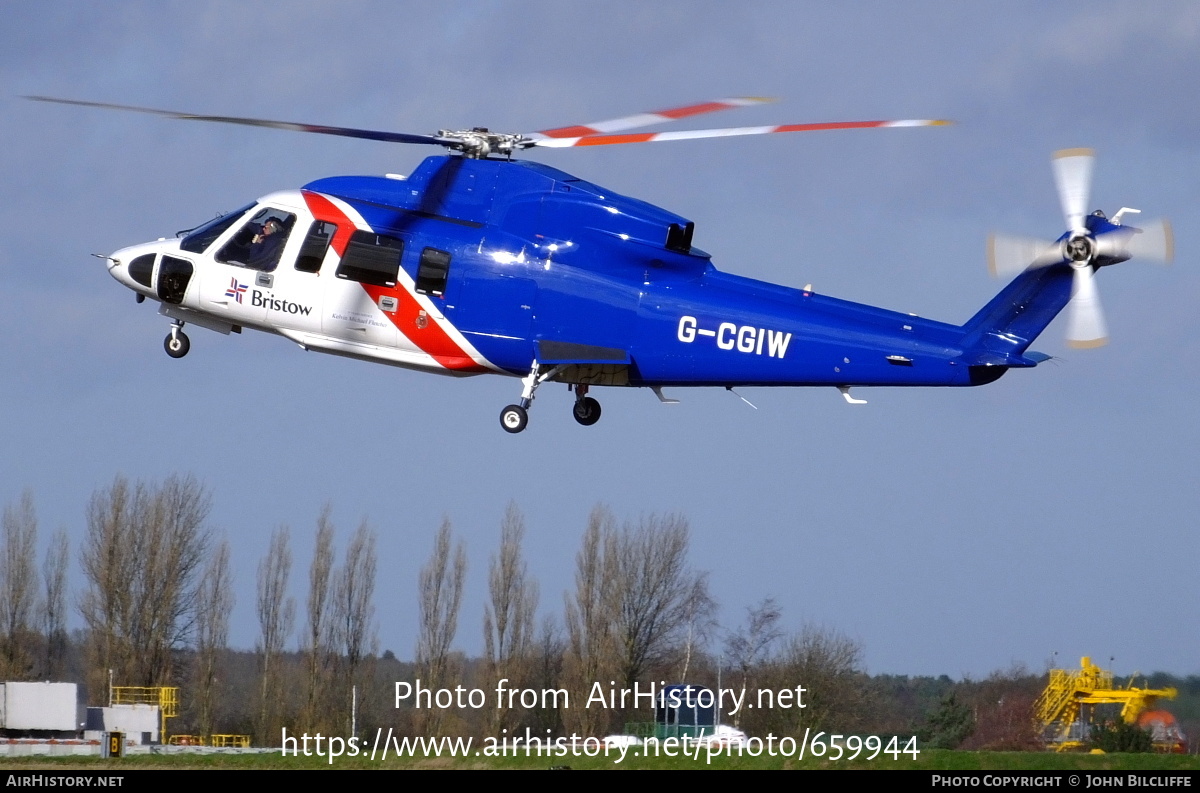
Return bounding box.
[303,154,1075,390]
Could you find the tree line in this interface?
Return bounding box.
[3,476,1196,749]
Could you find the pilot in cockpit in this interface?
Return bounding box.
[245,218,286,271]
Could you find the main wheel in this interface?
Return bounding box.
[500,404,528,433]
[164,330,190,358]
[572,396,602,426]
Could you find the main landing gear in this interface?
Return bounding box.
[498,363,603,433]
[572,386,601,426]
[164,320,190,359]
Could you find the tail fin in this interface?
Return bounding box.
[960,263,1075,366]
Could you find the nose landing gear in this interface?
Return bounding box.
[500,404,528,433]
[164,320,190,358]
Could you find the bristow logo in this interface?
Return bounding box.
[250,289,312,316]
[677,315,792,359]
[224,278,247,304]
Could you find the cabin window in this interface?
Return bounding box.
[296,220,337,273]
[216,208,296,272]
[179,203,255,254]
[335,231,403,288]
[415,248,451,296]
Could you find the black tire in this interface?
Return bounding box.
[500,404,528,433]
[572,396,602,426]
[164,331,190,358]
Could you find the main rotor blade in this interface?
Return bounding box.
[528,118,952,148]
[987,233,1062,278]
[531,97,774,139]
[1065,264,1108,348]
[1052,148,1095,234]
[25,96,450,147]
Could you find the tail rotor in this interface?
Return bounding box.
[987,149,1172,348]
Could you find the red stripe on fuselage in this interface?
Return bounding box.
[358,282,482,370]
[302,192,358,257]
[301,191,485,371]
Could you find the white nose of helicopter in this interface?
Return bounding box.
[105,244,159,297]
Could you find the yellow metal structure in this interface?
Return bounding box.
[111,686,180,743]
[1035,657,1178,751]
[210,735,251,748]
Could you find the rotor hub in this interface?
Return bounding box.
[1065,233,1094,263]
[436,129,531,158]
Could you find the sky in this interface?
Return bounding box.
[1,1,1198,680]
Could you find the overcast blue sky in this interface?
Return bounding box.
[2,1,1197,678]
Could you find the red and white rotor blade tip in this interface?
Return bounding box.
[531,118,952,148]
[1052,148,1095,234]
[1066,265,1109,348]
[531,97,775,140]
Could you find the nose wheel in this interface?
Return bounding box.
[164,322,190,358]
[500,405,528,433]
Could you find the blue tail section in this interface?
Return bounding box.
[959,262,1075,367]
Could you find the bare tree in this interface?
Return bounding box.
[129,474,211,685]
[483,502,537,731]
[41,529,69,678]
[532,615,566,734]
[751,624,870,737]
[677,574,717,682]
[416,517,466,736]
[725,597,783,684]
[334,519,377,732]
[724,597,783,726]
[561,509,708,730]
[256,526,295,744]
[80,475,211,690]
[610,513,704,690]
[303,505,337,730]
[195,540,234,738]
[1,490,39,679]
[80,476,136,693]
[562,506,618,735]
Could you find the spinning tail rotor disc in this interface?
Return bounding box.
[987,149,1172,349]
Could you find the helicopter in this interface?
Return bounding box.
[30,96,1172,433]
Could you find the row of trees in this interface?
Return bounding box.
[0,490,68,680]
[3,476,777,740]
[9,476,1180,749]
[256,507,380,738]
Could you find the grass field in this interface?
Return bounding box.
[2,749,1198,770]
